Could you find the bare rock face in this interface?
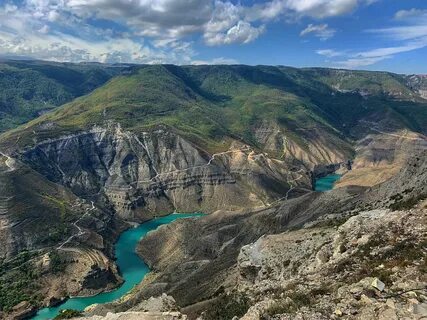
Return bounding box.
[20,124,312,221]
[407,74,427,100]
[234,207,427,320]
[6,301,37,320]
[337,121,427,188]
[34,248,123,307]
[84,294,181,318]
[83,151,425,319]
[253,120,352,168]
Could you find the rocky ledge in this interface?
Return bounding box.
[237,205,427,319]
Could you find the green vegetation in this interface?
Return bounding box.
[0,251,41,312]
[261,291,316,318]
[2,64,425,156]
[53,309,83,319]
[389,193,427,210]
[49,251,66,273]
[335,234,427,286]
[0,60,126,132]
[0,250,66,312]
[203,292,250,320]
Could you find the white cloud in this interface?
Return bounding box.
[205,21,265,46]
[0,0,378,63]
[369,7,427,42]
[336,56,392,68]
[285,0,359,18]
[191,57,239,65]
[355,40,427,58]
[38,25,50,34]
[316,6,427,69]
[66,0,213,38]
[47,10,60,21]
[394,8,427,20]
[316,49,344,57]
[0,2,199,64]
[369,25,427,41]
[329,37,427,69]
[300,24,336,40]
[328,36,427,69]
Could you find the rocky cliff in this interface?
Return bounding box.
[81,150,426,319]
[18,123,314,222]
[0,153,124,316]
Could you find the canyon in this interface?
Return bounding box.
[0,63,426,319]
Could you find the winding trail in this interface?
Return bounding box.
[132,145,252,185]
[57,201,95,250]
[114,138,252,190]
[266,168,306,207]
[359,120,427,141]
[117,129,308,207]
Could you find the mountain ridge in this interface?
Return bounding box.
[0,62,426,318]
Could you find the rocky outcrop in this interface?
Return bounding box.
[235,206,427,319]
[253,121,352,168]
[35,248,122,306]
[5,301,37,320]
[19,123,312,221]
[337,124,427,187]
[407,74,427,100]
[80,151,427,319]
[84,293,179,318]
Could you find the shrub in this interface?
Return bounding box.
[203,292,250,320]
[54,309,83,319]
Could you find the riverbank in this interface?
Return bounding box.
[32,213,204,320]
[32,175,340,319]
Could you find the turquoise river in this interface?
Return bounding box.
[314,174,341,192]
[33,213,204,320]
[33,174,339,319]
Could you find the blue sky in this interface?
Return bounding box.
[0,0,426,73]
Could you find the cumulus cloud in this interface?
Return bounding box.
[0,0,378,63]
[205,21,265,46]
[65,0,213,38]
[0,1,198,64]
[285,0,358,18]
[300,24,336,40]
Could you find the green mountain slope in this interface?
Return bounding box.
[1,64,426,155]
[0,60,127,132]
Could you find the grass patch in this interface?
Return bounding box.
[261,291,313,318]
[0,252,42,312]
[202,292,250,320]
[389,193,427,210]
